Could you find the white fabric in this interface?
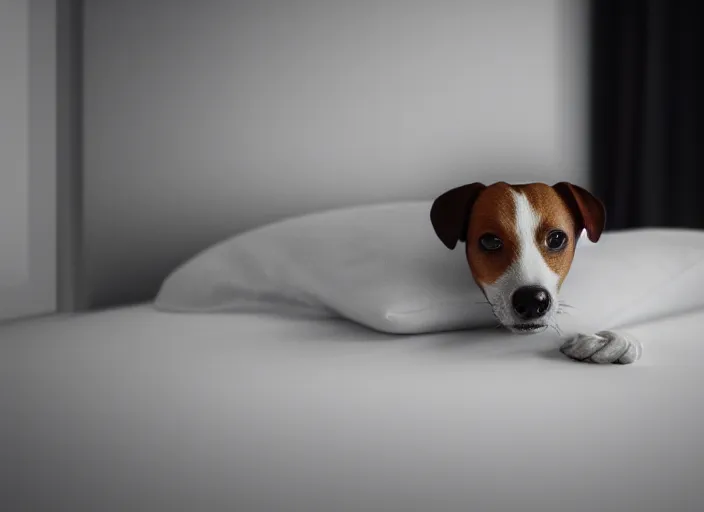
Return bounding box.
[155,201,704,334]
[155,201,492,333]
[4,305,704,511]
[558,228,704,333]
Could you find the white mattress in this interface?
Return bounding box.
[3,305,704,512]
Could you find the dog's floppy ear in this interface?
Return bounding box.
[430,183,486,249]
[552,182,606,243]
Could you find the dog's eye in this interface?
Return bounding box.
[546,230,568,251]
[479,234,503,251]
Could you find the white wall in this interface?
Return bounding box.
[83,0,589,308]
[0,0,56,322]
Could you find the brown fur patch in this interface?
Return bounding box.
[465,182,518,286]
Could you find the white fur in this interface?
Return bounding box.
[484,190,560,333]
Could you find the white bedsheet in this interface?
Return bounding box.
[3,305,704,512]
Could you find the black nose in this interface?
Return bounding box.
[511,286,551,320]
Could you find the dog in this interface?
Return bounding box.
[430,181,606,334]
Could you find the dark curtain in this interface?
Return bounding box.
[590,0,703,230]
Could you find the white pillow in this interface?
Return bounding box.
[558,228,704,332]
[155,202,494,333]
[154,202,704,334]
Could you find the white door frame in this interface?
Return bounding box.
[0,0,57,322]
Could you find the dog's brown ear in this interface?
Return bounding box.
[552,182,606,243]
[430,183,486,249]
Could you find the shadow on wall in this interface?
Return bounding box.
[85,160,585,312]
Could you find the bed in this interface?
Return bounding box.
[5,302,704,512]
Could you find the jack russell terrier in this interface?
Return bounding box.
[430,181,606,335]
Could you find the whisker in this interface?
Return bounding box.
[551,325,564,338]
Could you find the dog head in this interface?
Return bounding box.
[430,181,605,334]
